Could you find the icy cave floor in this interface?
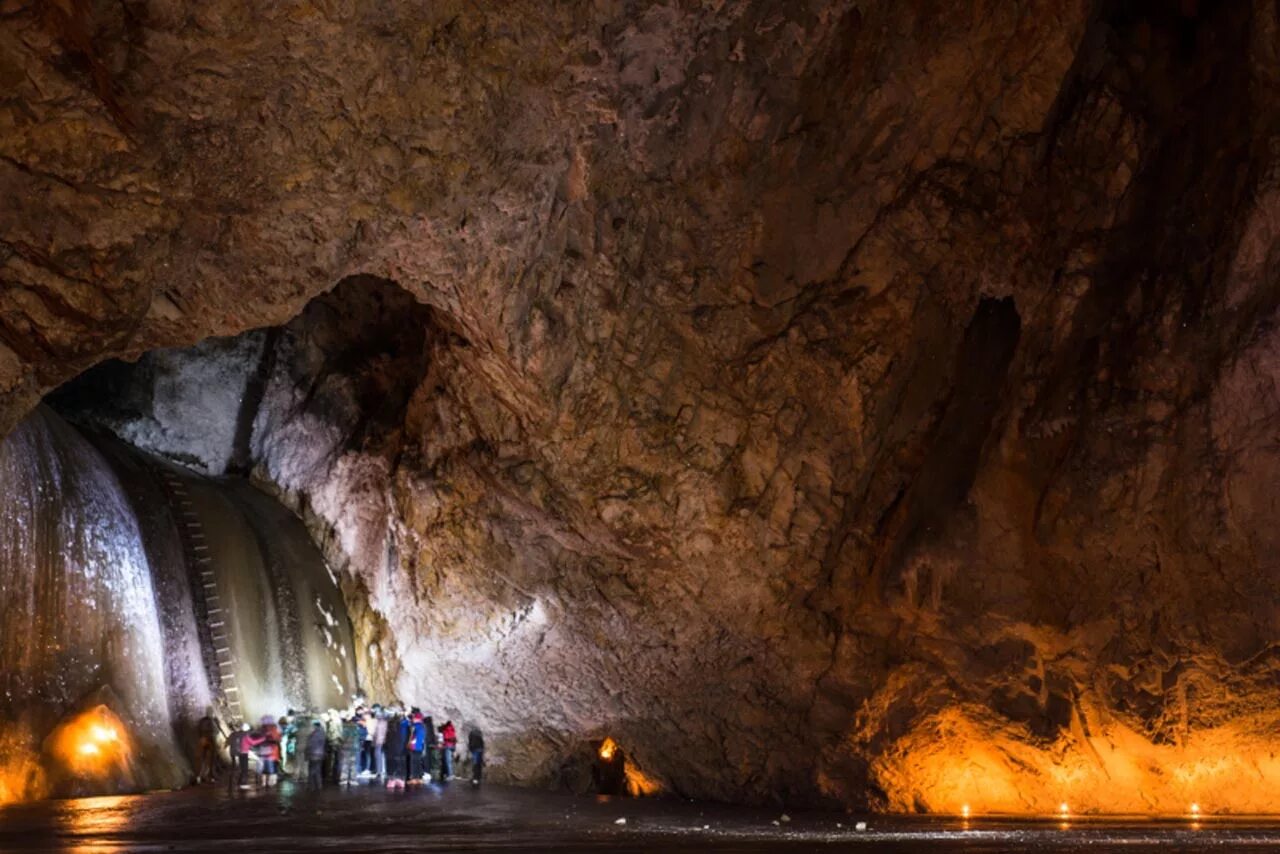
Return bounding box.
[5,784,1280,852]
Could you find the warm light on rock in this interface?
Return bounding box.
[47,707,132,781]
[0,735,46,808]
[598,738,618,762]
[866,701,1280,815]
[624,761,662,798]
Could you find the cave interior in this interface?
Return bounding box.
[3,0,1280,820]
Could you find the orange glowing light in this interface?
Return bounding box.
[48,706,131,779]
[598,737,618,761]
[861,686,1280,816]
[0,739,47,807]
[1190,803,1201,816]
[961,804,971,818]
[623,760,661,797]
[1058,802,1069,816]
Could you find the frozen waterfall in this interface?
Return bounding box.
[0,407,357,802]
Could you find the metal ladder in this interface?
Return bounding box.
[155,469,244,724]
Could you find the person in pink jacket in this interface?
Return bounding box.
[245,716,282,787]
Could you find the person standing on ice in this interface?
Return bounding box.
[324,710,343,782]
[356,710,371,777]
[440,720,458,781]
[228,723,252,791]
[423,714,436,780]
[338,715,361,786]
[372,708,389,780]
[247,715,282,787]
[305,721,327,790]
[407,711,427,784]
[384,710,407,789]
[467,728,485,786]
[280,714,298,775]
[195,707,222,784]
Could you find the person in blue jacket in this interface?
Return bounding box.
[407,710,427,783]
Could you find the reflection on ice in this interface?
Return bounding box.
[5,785,1280,853]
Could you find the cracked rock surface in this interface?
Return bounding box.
[12,0,1280,811]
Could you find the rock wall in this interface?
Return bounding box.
[12,0,1280,811]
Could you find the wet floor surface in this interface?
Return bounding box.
[5,782,1280,852]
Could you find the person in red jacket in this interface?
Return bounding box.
[439,721,457,780]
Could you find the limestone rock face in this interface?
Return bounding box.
[11,0,1280,811]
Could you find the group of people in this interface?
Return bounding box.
[195,703,486,792]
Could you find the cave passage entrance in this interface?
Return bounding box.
[0,277,433,799]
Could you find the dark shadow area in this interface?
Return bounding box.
[873,296,1022,594]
